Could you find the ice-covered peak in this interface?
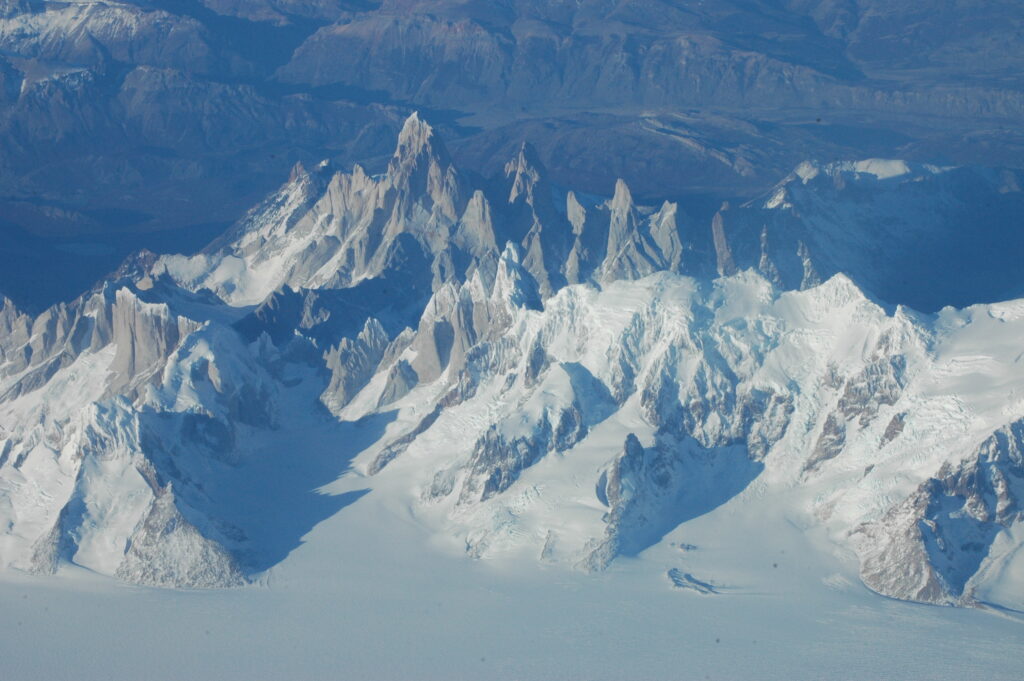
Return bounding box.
[499,240,521,266]
[794,160,820,184]
[492,242,541,311]
[846,159,912,180]
[786,272,873,320]
[789,158,951,186]
[854,418,1024,605]
[111,248,160,284]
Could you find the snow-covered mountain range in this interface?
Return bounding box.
[1,114,1022,609]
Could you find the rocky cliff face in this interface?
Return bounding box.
[852,419,1024,605]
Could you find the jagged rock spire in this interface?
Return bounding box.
[711,202,737,277]
[757,226,782,286]
[0,295,30,365]
[598,180,684,283]
[649,201,683,272]
[0,294,18,317]
[456,190,499,258]
[391,111,452,168]
[288,161,308,183]
[500,141,571,298]
[387,111,463,223]
[505,141,547,206]
[606,179,639,256]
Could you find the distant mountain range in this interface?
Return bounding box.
[2,0,1024,309]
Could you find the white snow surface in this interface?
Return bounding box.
[1,472,1022,681]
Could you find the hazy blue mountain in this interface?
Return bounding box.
[1,0,1023,310]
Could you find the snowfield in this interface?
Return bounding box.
[1,484,1023,681]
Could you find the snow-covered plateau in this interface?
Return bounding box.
[1,114,1022,679]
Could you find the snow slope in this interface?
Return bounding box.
[2,482,1023,681]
